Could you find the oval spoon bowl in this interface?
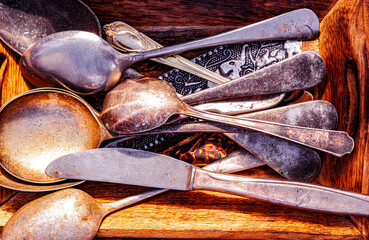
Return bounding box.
[0,88,106,183]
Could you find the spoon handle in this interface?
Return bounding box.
[105,21,229,84]
[101,148,259,214]
[181,51,325,105]
[192,168,369,217]
[185,107,354,157]
[139,9,319,60]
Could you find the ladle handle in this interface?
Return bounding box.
[192,168,369,216]
[140,9,319,60]
[185,107,354,157]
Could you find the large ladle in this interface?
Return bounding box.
[20,9,319,95]
[0,87,333,184]
[0,55,84,191]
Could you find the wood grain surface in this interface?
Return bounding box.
[0,0,368,239]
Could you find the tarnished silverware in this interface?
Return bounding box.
[0,146,284,240]
[105,21,230,85]
[0,86,330,184]
[21,9,319,95]
[100,76,353,157]
[46,147,369,217]
[103,100,338,182]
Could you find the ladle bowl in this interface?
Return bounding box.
[0,88,109,183]
[0,166,83,192]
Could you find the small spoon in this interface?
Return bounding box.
[101,77,354,157]
[21,9,319,95]
[0,88,331,184]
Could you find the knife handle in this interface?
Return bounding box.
[192,168,369,216]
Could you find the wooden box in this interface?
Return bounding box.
[0,0,368,239]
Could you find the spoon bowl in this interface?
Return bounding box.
[0,88,109,183]
[1,188,106,240]
[0,165,83,192]
[101,77,354,157]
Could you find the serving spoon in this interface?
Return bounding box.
[21,42,321,101]
[0,87,333,183]
[20,9,319,95]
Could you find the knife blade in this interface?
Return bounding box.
[46,148,369,216]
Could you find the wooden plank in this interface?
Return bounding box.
[315,0,369,237]
[0,41,30,105]
[0,177,364,239]
[83,0,336,27]
[0,55,16,205]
